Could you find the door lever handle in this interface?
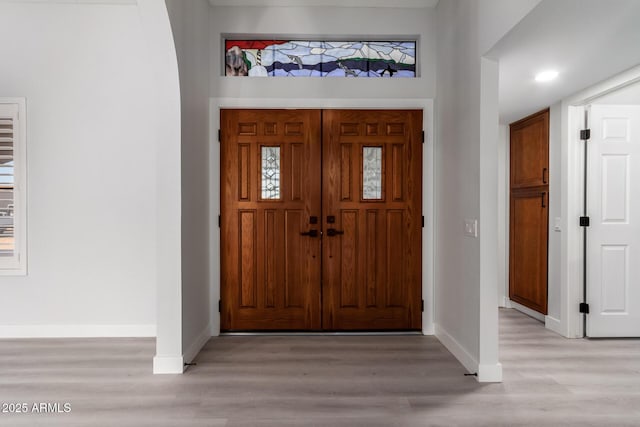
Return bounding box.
[300,230,319,238]
[542,167,548,184]
[326,228,344,237]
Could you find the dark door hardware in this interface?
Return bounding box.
[542,167,548,184]
[300,230,319,237]
[326,228,344,237]
[579,302,590,314]
[541,192,546,208]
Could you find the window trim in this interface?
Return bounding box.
[0,98,27,275]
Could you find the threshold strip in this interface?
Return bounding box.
[221,331,424,336]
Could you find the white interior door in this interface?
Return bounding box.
[587,104,640,337]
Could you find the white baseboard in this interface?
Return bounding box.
[183,322,212,364]
[435,323,503,383]
[422,313,434,335]
[434,323,478,376]
[545,315,563,336]
[509,300,545,322]
[0,324,156,338]
[211,312,220,337]
[153,355,184,374]
[498,296,508,308]
[478,362,503,382]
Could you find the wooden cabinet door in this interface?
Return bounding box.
[220,109,322,330]
[510,109,549,189]
[321,110,422,330]
[509,189,548,314]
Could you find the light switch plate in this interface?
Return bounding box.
[554,217,561,232]
[464,219,478,238]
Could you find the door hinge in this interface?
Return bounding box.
[218,129,222,142]
[579,302,590,314]
[421,130,425,143]
[218,300,221,313]
[580,129,591,140]
[218,215,221,228]
[422,216,425,228]
[579,216,590,227]
[421,300,424,312]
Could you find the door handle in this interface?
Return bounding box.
[542,167,548,184]
[541,192,546,208]
[326,228,344,237]
[300,230,319,238]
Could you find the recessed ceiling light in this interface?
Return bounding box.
[535,70,559,82]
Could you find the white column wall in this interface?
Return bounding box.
[165,0,213,366]
[434,0,540,382]
[138,0,183,374]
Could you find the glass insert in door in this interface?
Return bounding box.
[362,146,382,200]
[261,146,281,199]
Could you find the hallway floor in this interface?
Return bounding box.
[1,309,639,426]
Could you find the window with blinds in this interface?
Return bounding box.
[0,116,15,258]
[0,100,25,274]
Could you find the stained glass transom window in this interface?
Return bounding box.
[225,40,416,78]
[261,146,281,199]
[362,147,383,200]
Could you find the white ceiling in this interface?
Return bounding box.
[208,0,439,7]
[490,0,640,124]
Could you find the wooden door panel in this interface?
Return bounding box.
[509,189,548,314]
[238,210,257,308]
[322,110,422,330]
[509,108,549,315]
[510,109,549,189]
[221,109,322,331]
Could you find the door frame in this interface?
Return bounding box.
[209,98,435,336]
[560,65,640,338]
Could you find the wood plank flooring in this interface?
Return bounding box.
[0,309,639,426]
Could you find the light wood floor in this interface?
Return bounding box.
[1,309,639,426]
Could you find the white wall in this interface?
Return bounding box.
[165,0,212,366]
[0,2,158,337]
[209,5,437,99]
[434,0,483,378]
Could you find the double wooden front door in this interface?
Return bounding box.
[220,109,422,331]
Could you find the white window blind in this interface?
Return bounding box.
[0,115,14,257]
[0,100,26,274]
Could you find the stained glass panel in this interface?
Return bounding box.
[261,146,281,199]
[225,40,416,78]
[362,147,383,200]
